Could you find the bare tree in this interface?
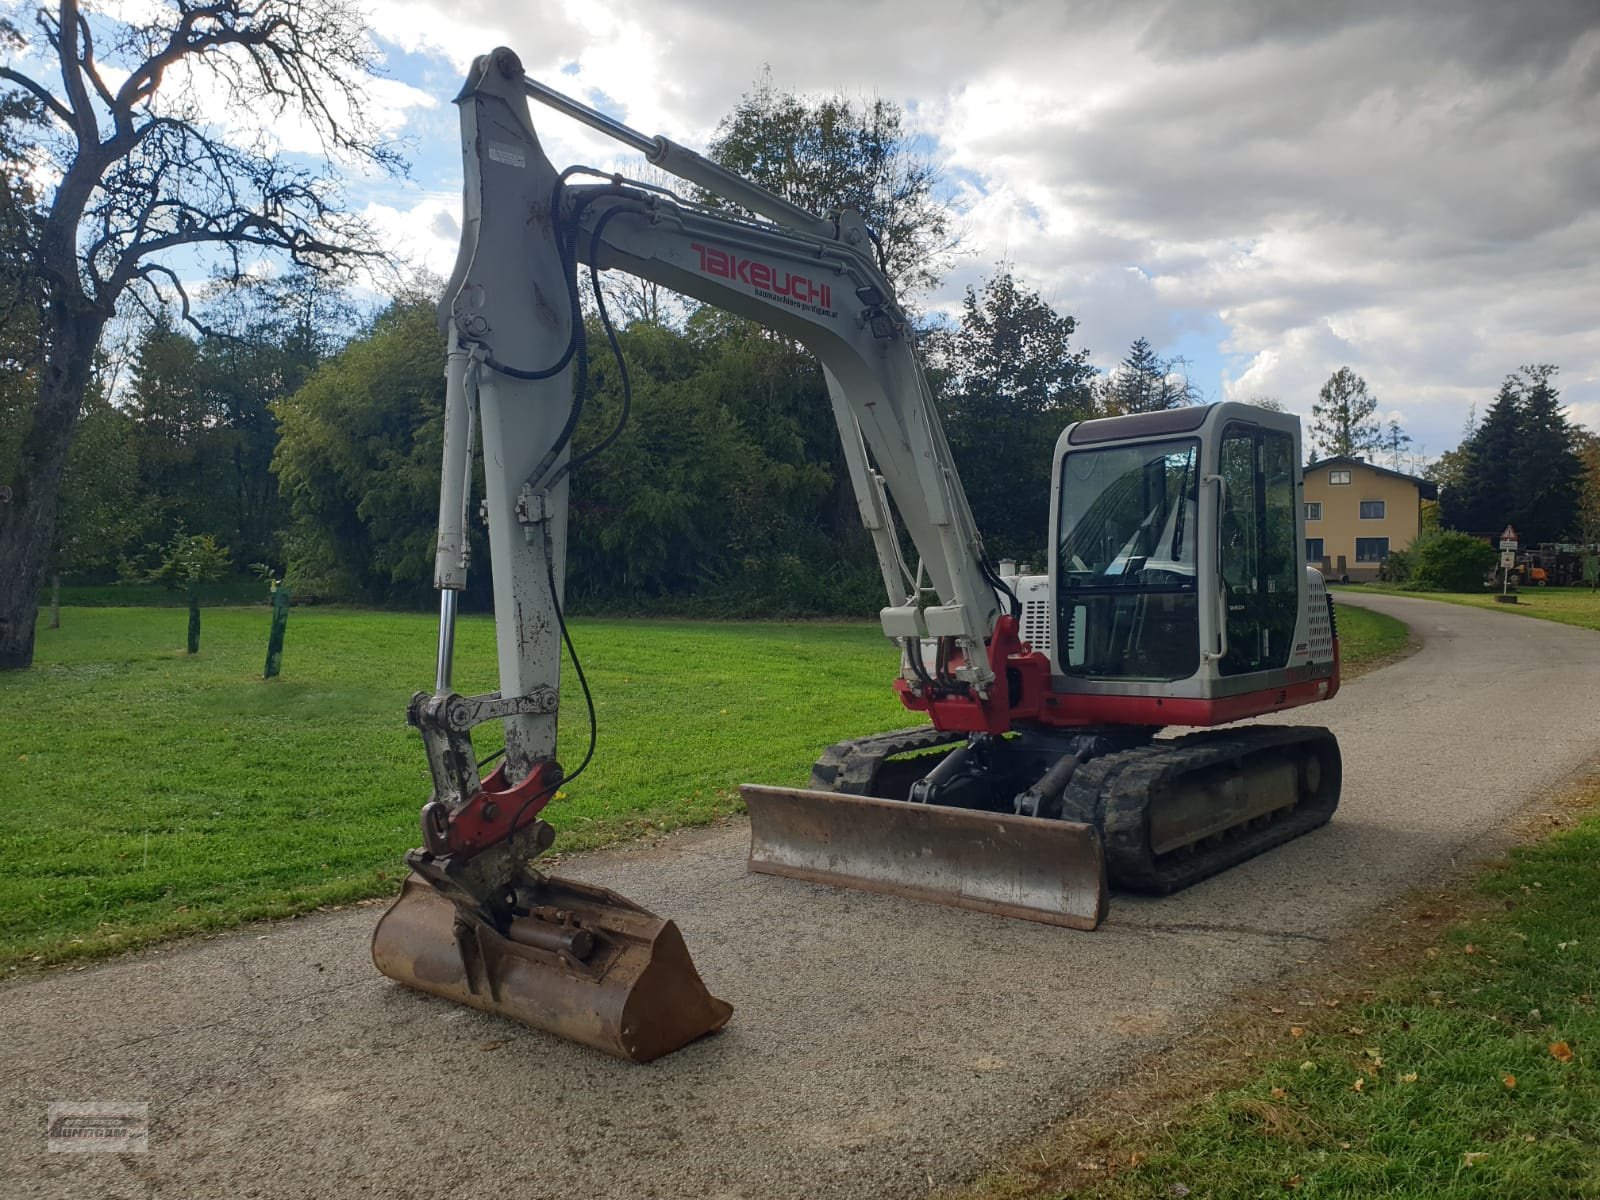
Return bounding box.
[0,0,402,668]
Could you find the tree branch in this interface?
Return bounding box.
[0,64,73,127]
[51,0,98,145]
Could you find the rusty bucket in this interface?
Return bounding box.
[744,785,1107,930]
[372,874,732,1062]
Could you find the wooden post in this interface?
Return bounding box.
[263,582,290,678]
[187,581,201,654]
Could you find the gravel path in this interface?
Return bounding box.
[5,592,1598,1200]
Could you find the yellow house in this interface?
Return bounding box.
[1303,456,1438,582]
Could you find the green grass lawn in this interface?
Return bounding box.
[1343,584,1600,634]
[0,601,1407,972]
[1,606,908,971]
[1331,600,1412,673]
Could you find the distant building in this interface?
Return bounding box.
[1303,456,1438,582]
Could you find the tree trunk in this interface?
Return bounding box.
[0,310,102,669]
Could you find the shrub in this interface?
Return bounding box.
[1408,531,1496,591]
[1378,546,1412,584]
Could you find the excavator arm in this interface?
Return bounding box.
[373,47,1074,1063]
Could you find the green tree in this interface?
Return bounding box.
[1310,367,1381,459]
[146,530,230,653]
[1509,365,1582,546]
[0,0,399,668]
[1384,418,1413,470]
[1442,379,1519,534]
[272,294,448,604]
[706,77,956,300]
[53,389,146,579]
[1098,337,1200,414]
[1441,367,1581,544]
[1577,431,1600,550]
[926,269,1096,560]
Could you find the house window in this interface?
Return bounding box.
[1359,500,1386,520]
[1355,537,1390,562]
[1305,501,1322,521]
[1306,537,1325,562]
[1329,469,1352,485]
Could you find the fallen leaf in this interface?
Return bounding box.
[1463,1152,1489,1166]
[1269,1006,1286,1015]
[1503,1074,1517,1089]
[1352,1077,1364,1093]
[1270,1087,1288,1100]
[1346,1026,1365,1036]
[1128,1152,1147,1167]
[1324,998,1342,1008]
[1299,1061,1315,1072]
[1464,943,1480,955]
[1339,1141,1351,1150]
[1550,1041,1574,1063]
[1283,1176,1302,1190]
[16,754,25,762]
[1290,1027,1305,1038]
[479,1040,508,1052]
[1400,1072,1418,1083]
[1529,1008,1542,1021]
[1170,1186,1191,1198]
[1558,940,1578,950]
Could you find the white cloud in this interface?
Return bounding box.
[359,0,1600,453]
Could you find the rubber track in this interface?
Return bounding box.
[1063,725,1341,895]
[809,727,967,795]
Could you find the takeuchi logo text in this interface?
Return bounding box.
[691,243,834,314]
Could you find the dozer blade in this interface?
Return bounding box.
[743,785,1107,930]
[371,873,732,1062]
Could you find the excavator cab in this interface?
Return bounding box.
[747,402,1340,914]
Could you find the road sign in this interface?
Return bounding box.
[1501,550,1516,569]
[1500,524,1519,551]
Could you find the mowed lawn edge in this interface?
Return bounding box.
[1339,583,1600,634]
[1,601,1406,973]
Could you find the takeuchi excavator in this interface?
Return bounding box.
[371,48,1345,1062]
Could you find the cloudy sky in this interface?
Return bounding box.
[117,0,1600,460]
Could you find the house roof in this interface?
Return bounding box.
[1305,455,1439,500]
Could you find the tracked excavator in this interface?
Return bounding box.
[371,48,1344,1062]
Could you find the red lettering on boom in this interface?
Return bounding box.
[690,242,832,313]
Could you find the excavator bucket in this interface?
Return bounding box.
[371,873,732,1062]
[743,786,1107,930]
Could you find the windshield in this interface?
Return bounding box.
[1058,439,1199,587]
[1055,438,1201,681]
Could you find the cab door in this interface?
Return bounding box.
[1215,421,1299,675]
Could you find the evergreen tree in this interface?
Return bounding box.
[1442,379,1519,534]
[1310,367,1381,459]
[1384,419,1413,470]
[1439,366,1582,543]
[1098,337,1200,414]
[1509,365,1582,545]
